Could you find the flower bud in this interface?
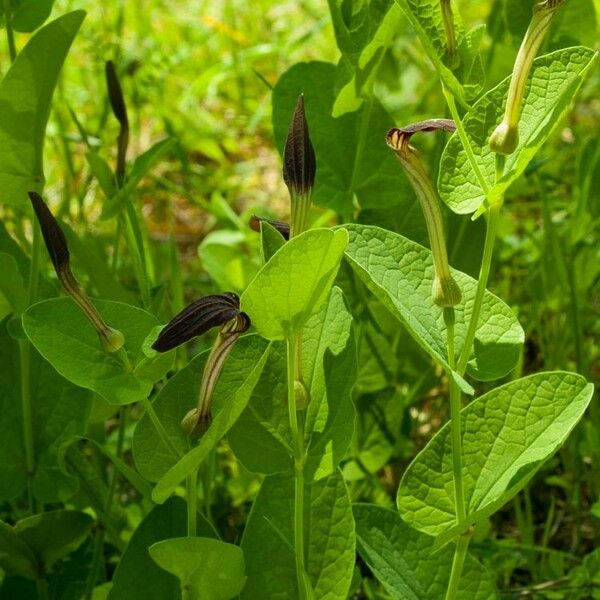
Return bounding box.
[283,95,316,238]
[105,60,129,185]
[386,122,462,307]
[29,192,125,353]
[489,0,564,155]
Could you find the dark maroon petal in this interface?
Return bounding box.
[249,215,290,240]
[386,119,456,151]
[282,95,316,196]
[28,191,70,274]
[152,293,249,352]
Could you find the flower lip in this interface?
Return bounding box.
[152,293,250,352]
[28,191,70,274]
[386,119,456,152]
[249,215,290,240]
[282,94,316,197]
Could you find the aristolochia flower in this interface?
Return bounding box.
[489,0,565,155]
[386,120,462,307]
[282,94,316,238]
[105,60,129,185]
[29,192,125,353]
[152,293,250,438]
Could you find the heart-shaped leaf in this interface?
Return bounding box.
[241,228,348,341]
[343,224,524,381]
[397,371,593,542]
[149,538,246,600]
[22,298,173,405]
[439,47,598,214]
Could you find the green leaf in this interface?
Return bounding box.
[198,230,260,292]
[11,0,56,32]
[14,510,93,572]
[0,252,27,313]
[393,0,484,103]
[133,334,268,482]
[343,224,524,381]
[149,538,246,600]
[272,61,416,214]
[109,497,216,600]
[0,521,37,579]
[354,504,497,599]
[152,339,271,503]
[0,11,85,205]
[260,221,286,263]
[303,287,357,480]
[398,372,594,541]
[327,0,403,116]
[0,318,91,502]
[241,228,348,341]
[22,298,173,405]
[229,287,357,480]
[439,47,598,215]
[100,138,175,219]
[82,438,152,500]
[227,342,291,475]
[85,152,117,198]
[241,471,355,600]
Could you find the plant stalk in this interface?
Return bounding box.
[456,202,501,374]
[444,529,473,600]
[287,334,310,600]
[20,221,43,513]
[187,470,198,537]
[3,0,16,62]
[444,308,466,524]
[85,407,127,599]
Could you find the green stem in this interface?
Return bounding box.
[85,408,127,599]
[444,308,466,523]
[18,339,36,512]
[36,576,50,600]
[140,396,181,459]
[3,0,16,62]
[20,221,43,513]
[187,470,198,537]
[111,216,122,274]
[444,530,472,600]
[287,334,310,600]
[456,202,501,374]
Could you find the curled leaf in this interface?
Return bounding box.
[249,215,290,240]
[152,293,250,352]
